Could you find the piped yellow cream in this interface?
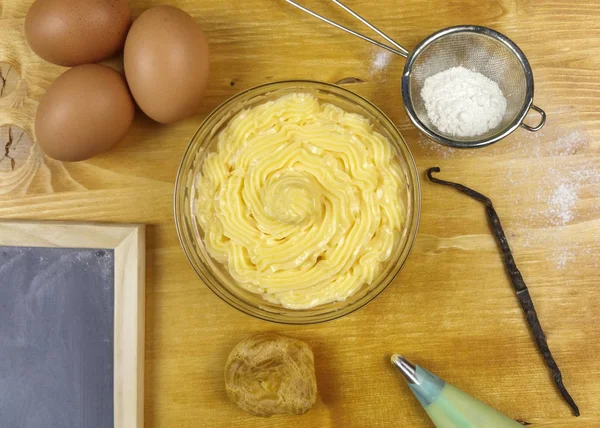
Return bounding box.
[196,93,406,309]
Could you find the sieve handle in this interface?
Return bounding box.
[521,104,546,132]
[285,0,409,58]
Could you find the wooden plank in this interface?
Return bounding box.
[0,0,598,427]
[114,225,145,428]
[0,220,140,248]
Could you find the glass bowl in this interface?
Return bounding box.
[175,80,420,324]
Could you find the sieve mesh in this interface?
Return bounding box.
[406,30,532,145]
[285,1,541,147]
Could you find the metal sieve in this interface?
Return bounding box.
[287,0,546,148]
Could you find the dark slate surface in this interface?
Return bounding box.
[0,246,114,428]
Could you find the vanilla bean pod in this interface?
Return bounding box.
[427,166,579,417]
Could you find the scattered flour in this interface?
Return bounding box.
[517,130,597,227]
[555,251,569,270]
[416,127,598,271]
[369,49,393,78]
[506,129,600,269]
[548,183,578,225]
[421,66,507,137]
[417,133,462,159]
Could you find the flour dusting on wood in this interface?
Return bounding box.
[369,49,392,78]
[509,129,599,269]
[419,128,599,270]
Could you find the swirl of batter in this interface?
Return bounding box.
[196,93,406,309]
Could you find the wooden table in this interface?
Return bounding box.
[1,0,599,426]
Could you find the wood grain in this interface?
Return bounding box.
[0,0,599,427]
[113,224,145,428]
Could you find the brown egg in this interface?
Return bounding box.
[35,64,135,162]
[25,0,131,66]
[124,6,210,124]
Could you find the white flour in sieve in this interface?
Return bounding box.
[421,66,507,138]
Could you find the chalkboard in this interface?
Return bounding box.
[0,221,145,428]
[0,247,114,428]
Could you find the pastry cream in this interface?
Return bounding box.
[196,93,406,309]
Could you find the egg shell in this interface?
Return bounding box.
[25,0,131,67]
[35,64,135,162]
[124,6,210,124]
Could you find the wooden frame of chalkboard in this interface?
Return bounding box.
[0,220,145,428]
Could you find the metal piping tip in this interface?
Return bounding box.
[391,354,419,385]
